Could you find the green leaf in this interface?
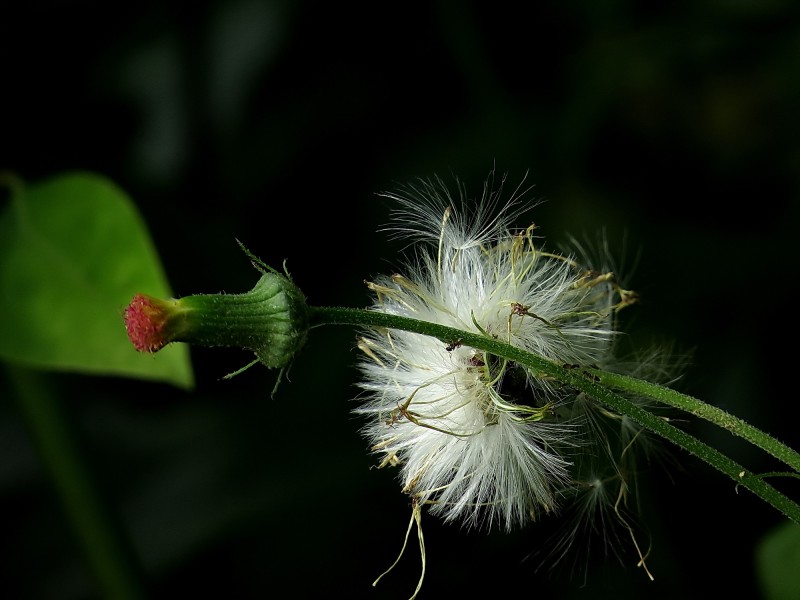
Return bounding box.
[756,520,800,600]
[0,170,193,389]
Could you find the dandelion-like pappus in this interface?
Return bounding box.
[355,172,671,592]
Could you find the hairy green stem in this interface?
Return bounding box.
[588,369,800,475]
[309,306,800,523]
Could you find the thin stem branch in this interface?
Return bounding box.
[309,305,800,524]
[588,369,800,475]
[7,366,147,600]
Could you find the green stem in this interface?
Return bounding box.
[7,367,147,600]
[308,306,800,523]
[588,369,800,475]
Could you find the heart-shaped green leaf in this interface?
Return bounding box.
[0,171,193,389]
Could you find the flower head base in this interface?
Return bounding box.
[356,173,649,536]
[123,254,309,370]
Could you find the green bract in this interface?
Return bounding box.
[175,270,309,369]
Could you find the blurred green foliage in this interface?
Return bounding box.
[0,171,192,388]
[757,521,800,600]
[1,1,799,599]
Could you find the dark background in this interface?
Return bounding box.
[2,1,799,598]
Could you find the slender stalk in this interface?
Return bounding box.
[588,369,800,474]
[8,367,147,600]
[309,306,800,523]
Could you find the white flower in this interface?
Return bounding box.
[354,172,638,532]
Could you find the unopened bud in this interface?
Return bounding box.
[124,271,308,369]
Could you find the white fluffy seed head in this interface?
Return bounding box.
[355,172,654,535]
